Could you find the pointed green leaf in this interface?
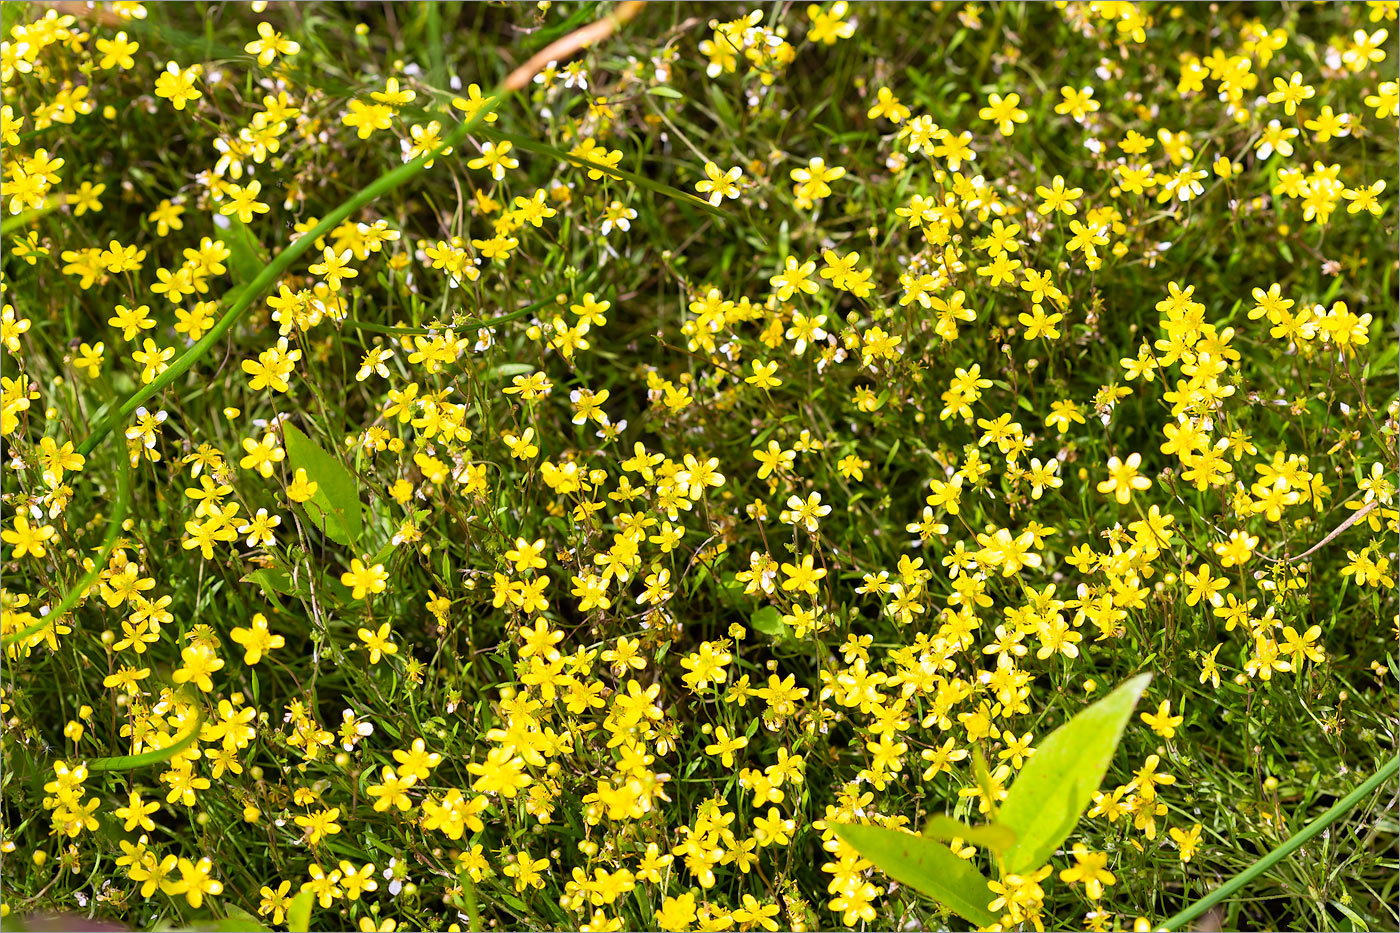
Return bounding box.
[282,423,363,547]
[490,362,536,379]
[996,673,1152,873]
[222,215,266,285]
[832,823,997,927]
[922,814,1016,855]
[1365,337,1399,378]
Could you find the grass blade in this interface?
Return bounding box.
[484,128,730,221]
[2,462,131,651]
[1,198,60,236]
[922,814,1016,855]
[1158,753,1400,932]
[75,104,493,459]
[86,705,203,771]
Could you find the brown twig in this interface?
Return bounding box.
[503,1,648,92]
[1258,499,1378,564]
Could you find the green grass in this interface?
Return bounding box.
[1,2,1397,932]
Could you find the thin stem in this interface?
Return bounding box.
[342,294,557,337]
[2,459,132,649]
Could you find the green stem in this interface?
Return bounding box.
[2,460,132,649]
[973,2,1009,86]
[75,98,498,459]
[462,878,483,933]
[1158,753,1400,932]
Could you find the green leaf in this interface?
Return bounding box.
[282,423,363,547]
[647,85,684,99]
[833,823,997,927]
[367,540,399,567]
[490,362,536,379]
[286,889,314,933]
[0,197,60,236]
[1365,338,1398,379]
[996,673,1152,874]
[922,814,1016,855]
[422,3,448,88]
[222,215,266,285]
[204,906,273,932]
[243,568,304,599]
[749,605,787,637]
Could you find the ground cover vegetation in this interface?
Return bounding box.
[1,1,1397,931]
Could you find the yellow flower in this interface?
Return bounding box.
[1097,453,1152,505]
[1140,700,1184,739]
[294,806,342,845]
[230,612,284,665]
[244,21,300,66]
[1169,823,1203,862]
[695,161,743,205]
[341,559,388,599]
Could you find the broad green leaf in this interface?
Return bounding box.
[996,673,1152,874]
[282,423,363,547]
[749,605,787,637]
[647,85,684,99]
[833,823,997,927]
[286,889,314,933]
[490,362,536,379]
[222,215,266,284]
[922,814,1016,855]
